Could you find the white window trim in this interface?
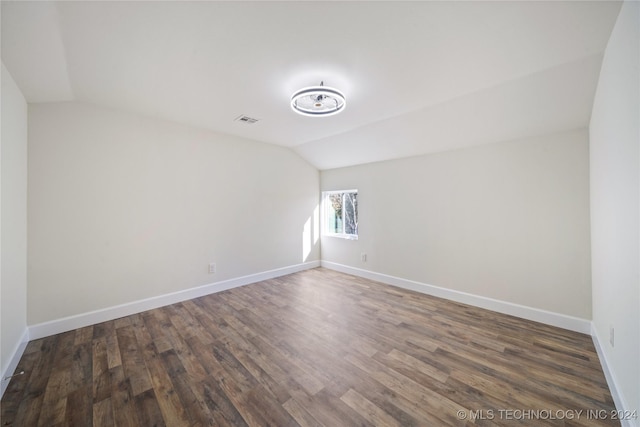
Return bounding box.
[322,189,358,240]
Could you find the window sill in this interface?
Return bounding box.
[324,233,358,241]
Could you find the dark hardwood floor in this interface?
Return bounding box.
[1,268,619,426]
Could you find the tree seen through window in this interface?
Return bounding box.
[325,190,358,238]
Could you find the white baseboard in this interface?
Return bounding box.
[591,324,638,427]
[1,327,29,399]
[320,261,592,334]
[29,260,320,340]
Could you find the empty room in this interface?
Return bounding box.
[1,1,638,426]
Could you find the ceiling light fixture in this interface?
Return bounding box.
[291,81,346,117]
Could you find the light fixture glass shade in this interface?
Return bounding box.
[291,84,346,117]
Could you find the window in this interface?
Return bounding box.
[323,190,358,239]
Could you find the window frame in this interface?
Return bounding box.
[322,189,358,240]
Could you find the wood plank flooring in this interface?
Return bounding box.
[1,268,619,426]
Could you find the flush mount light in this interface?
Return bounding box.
[291,81,346,117]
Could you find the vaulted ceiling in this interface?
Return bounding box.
[2,1,622,169]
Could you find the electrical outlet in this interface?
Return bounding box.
[361,253,367,262]
[208,263,216,274]
[609,326,614,347]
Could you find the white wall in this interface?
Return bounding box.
[1,63,28,394]
[28,102,319,325]
[321,129,592,320]
[590,1,640,422]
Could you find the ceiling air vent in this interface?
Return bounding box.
[234,115,259,124]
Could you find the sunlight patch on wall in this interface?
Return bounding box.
[302,217,312,262]
[313,205,320,244]
[303,205,320,262]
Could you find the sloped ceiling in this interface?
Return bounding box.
[1,1,622,170]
